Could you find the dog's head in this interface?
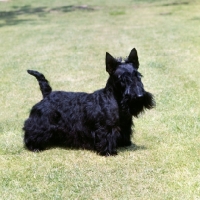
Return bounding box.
[106,48,155,117]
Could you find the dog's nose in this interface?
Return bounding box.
[137,93,143,98]
[136,86,144,98]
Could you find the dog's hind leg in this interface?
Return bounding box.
[24,128,53,151]
[23,114,55,151]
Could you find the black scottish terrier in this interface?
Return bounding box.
[23,48,155,156]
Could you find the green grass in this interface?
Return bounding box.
[0,0,200,199]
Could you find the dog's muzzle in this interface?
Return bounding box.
[125,84,144,99]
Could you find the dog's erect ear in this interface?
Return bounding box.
[106,52,118,75]
[127,48,139,69]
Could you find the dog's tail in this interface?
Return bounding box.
[27,70,52,98]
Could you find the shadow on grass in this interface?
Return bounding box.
[0,4,95,27]
[23,143,147,156]
[119,143,147,153]
[162,1,189,6]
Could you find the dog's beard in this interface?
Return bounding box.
[142,92,155,110]
[121,92,155,117]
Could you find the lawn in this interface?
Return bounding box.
[0,0,200,199]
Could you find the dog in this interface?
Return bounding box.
[23,48,155,156]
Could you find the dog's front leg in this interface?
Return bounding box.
[95,127,120,156]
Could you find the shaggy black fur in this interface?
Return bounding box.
[23,48,155,156]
